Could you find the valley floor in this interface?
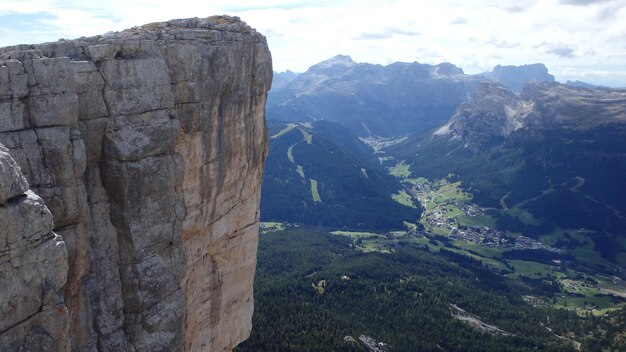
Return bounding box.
[237,225,626,352]
[390,173,626,315]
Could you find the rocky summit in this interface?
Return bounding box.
[485,63,555,93]
[0,16,272,352]
[438,81,626,149]
[435,80,534,148]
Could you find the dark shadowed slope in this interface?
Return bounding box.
[261,119,421,230]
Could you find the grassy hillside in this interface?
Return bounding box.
[261,120,421,230]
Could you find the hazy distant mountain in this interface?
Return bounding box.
[389,81,626,265]
[486,63,555,93]
[261,119,421,230]
[271,70,299,89]
[267,55,480,137]
[565,80,601,89]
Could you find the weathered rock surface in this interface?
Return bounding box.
[436,81,534,148]
[0,145,69,352]
[0,16,271,352]
[438,81,626,149]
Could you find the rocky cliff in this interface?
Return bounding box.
[435,81,534,148]
[486,63,555,93]
[0,16,272,352]
[437,81,626,149]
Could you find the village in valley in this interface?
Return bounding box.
[261,157,626,316]
[383,158,558,253]
[407,175,559,253]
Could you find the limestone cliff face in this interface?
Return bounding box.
[435,81,533,148]
[0,16,271,352]
[0,146,69,351]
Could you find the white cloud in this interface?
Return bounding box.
[0,0,624,86]
[544,45,577,58]
[559,0,614,6]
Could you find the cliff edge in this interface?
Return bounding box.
[0,16,272,352]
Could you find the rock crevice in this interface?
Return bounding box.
[0,16,271,352]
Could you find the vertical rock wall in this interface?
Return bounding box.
[0,16,271,352]
[0,146,69,352]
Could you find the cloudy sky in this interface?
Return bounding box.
[1,0,625,86]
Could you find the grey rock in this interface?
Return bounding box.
[0,144,28,204]
[79,118,108,163]
[442,81,533,148]
[103,118,181,161]
[0,15,271,352]
[0,152,69,352]
[486,63,555,93]
[0,60,28,132]
[70,61,108,120]
[442,81,626,149]
[99,58,174,116]
[0,99,26,133]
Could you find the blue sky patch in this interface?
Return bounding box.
[0,12,57,32]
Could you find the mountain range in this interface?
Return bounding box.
[262,55,626,272]
[267,56,558,137]
[267,55,478,137]
[389,80,626,270]
[484,63,555,93]
[249,55,626,350]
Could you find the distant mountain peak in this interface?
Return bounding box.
[272,70,300,90]
[267,55,481,137]
[437,81,534,147]
[431,62,465,77]
[474,80,520,98]
[436,80,626,150]
[276,69,299,78]
[492,63,548,70]
[565,80,601,89]
[487,63,555,93]
[309,55,357,72]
